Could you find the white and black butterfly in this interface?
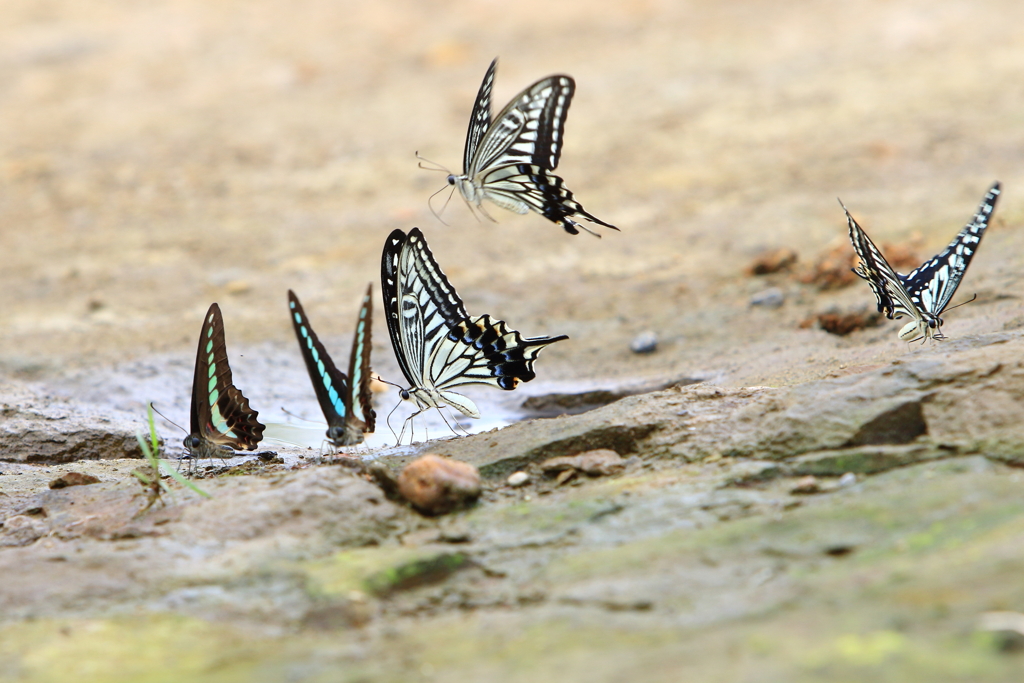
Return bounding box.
[184,303,265,462]
[381,227,568,420]
[288,287,376,447]
[442,58,618,237]
[842,182,1000,342]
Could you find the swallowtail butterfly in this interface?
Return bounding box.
[288,287,376,447]
[184,303,265,461]
[381,227,568,419]
[444,58,618,237]
[842,182,1000,342]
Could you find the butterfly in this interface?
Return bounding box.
[443,58,618,237]
[381,227,568,420]
[183,303,265,462]
[842,181,1000,342]
[287,287,376,447]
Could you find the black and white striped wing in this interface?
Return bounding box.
[901,182,1000,317]
[381,228,568,417]
[466,64,573,176]
[842,202,921,322]
[474,163,619,236]
[462,58,498,176]
[382,228,468,392]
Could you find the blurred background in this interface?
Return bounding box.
[1,0,1022,415]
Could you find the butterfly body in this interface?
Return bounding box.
[382,227,567,420]
[446,58,617,237]
[843,182,1000,342]
[288,287,376,448]
[185,303,265,462]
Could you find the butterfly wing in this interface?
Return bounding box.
[288,290,352,433]
[462,58,497,175]
[190,303,265,450]
[842,202,922,322]
[382,228,567,417]
[343,284,376,442]
[434,314,568,392]
[901,182,1000,317]
[469,72,575,176]
[382,228,469,392]
[474,163,619,236]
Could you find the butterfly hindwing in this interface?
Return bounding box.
[447,59,617,236]
[288,288,375,447]
[187,303,264,457]
[381,228,568,418]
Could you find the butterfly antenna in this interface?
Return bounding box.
[279,406,320,424]
[943,293,978,314]
[149,402,186,434]
[415,151,450,173]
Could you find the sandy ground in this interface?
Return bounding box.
[3,0,1024,403]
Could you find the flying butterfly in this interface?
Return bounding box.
[381,227,568,421]
[183,303,265,463]
[842,181,1000,342]
[287,287,376,448]
[438,58,618,237]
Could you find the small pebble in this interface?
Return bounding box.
[49,472,101,489]
[507,471,530,487]
[397,454,481,516]
[790,475,820,495]
[750,287,785,308]
[630,331,658,354]
[837,472,858,487]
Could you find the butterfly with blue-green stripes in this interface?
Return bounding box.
[184,303,265,461]
[288,287,376,447]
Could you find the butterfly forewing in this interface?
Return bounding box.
[843,204,921,322]
[463,58,497,175]
[901,182,1000,316]
[469,73,574,174]
[345,284,376,440]
[381,228,568,418]
[189,303,264,453]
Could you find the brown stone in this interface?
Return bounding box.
[745,247,798,276]
[397,455,481,516]
[49,472,101,489]
[814,310,883,336]
[541,449,626,477]
[790,475,821,495]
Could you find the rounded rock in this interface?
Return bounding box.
[397,454,481,516]
[630,331,658,354]
[507,471,530,487]
[750,287,785,308]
